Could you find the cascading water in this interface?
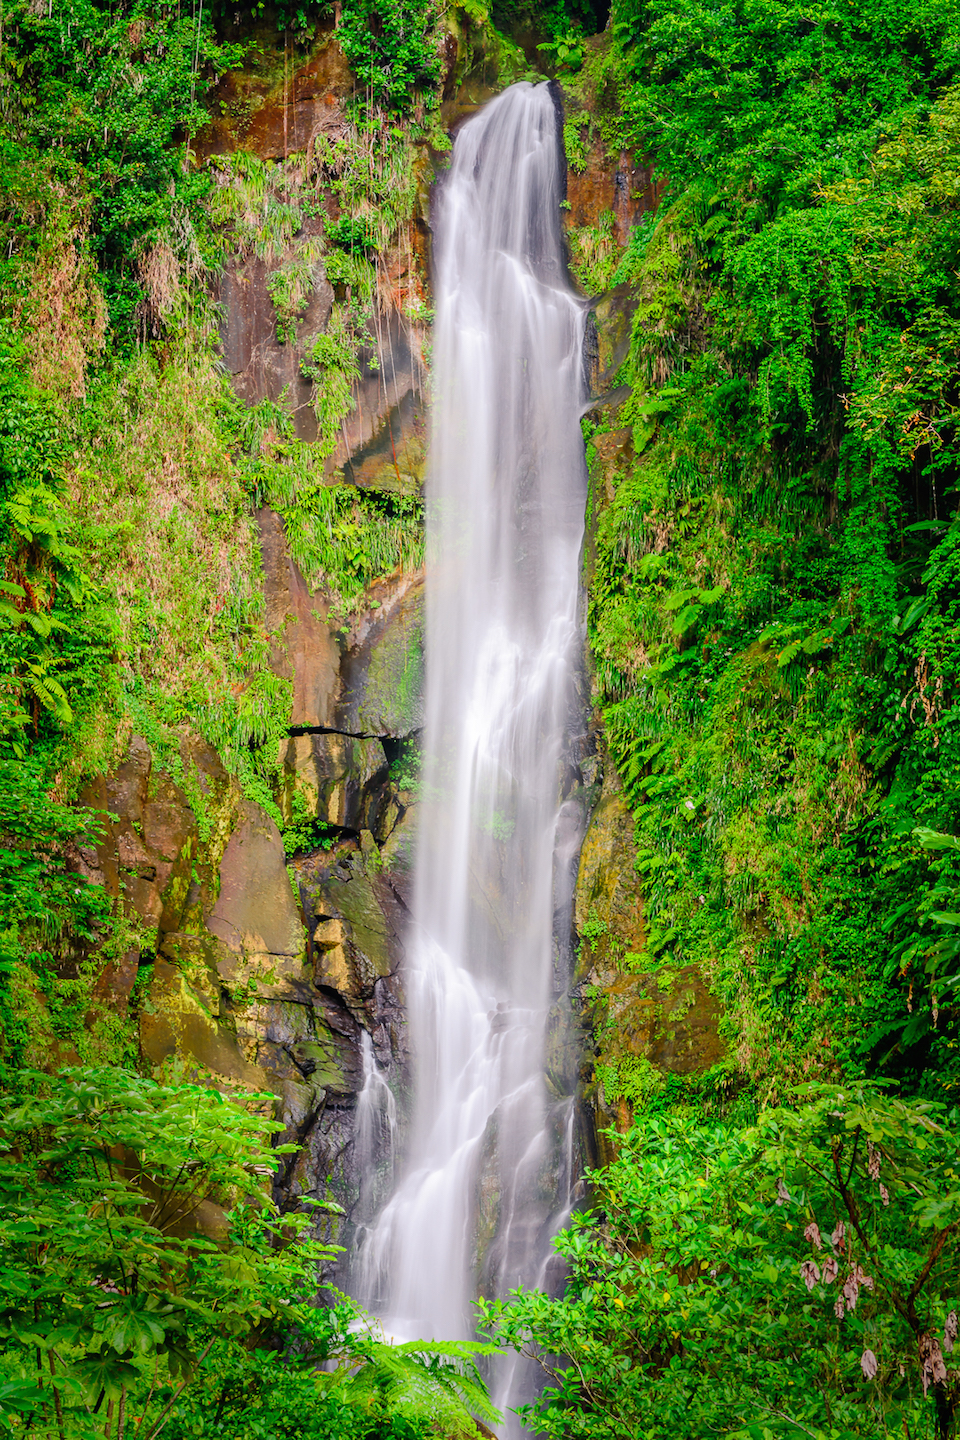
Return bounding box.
[357,81,588,1430]
[354,1032,398,1220]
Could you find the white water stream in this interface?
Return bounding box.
[356,81,587,1430]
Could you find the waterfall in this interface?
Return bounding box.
[354,1031,398,1220]
[357,80,587,1429]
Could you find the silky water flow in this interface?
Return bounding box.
[355,81,588,1431]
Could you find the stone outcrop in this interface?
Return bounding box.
[217,245,430,464]
[82,497,425,1243]
[194,24,355,165]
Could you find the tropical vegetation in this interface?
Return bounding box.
[4,0,960,1434]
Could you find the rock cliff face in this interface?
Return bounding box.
[81,502,422,1248]
[80,35,721,1256]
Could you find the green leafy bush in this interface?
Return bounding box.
[338,0,443,113]
[482,1086,960,1438]
[0,1068,499,1439]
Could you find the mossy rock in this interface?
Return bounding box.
[139,959,268,1090]
[312,862,393,999]
[280,733,388,830]
[337,572,425,738]
[575,768,645,978]
[601,964,724,1077]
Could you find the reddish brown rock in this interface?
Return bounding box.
[566,142,662,246]
[218,252,335,441]
[206,800,305,960]
[80,737,199,935]
[327,311,428,483]
[139,958,266,1087]
[258,507,342,729]
[89,948,140,1021]
[194,28,355,163]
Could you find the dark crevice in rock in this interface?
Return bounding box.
[287,722,421,745]
[380,732,421,766]
[288,723,377,740]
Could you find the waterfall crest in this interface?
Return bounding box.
[357,79,587,1411]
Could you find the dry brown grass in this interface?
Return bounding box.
[136,239,182,340]
[18,224,107,399]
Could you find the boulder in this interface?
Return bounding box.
[206,799,305,961]
[279,732,388,830]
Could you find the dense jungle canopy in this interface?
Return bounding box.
[0,0,959,1435]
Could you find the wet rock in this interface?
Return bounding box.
[216,249,426,454]
[588,284,639,395]
[311,855,397,999]
[80,727,410,1262]
[195,26,355,163]
[328,310,428,483]
[340,388,427,495]
[337,570,425,737]
[379,803,419,887]
[280,732,388,830]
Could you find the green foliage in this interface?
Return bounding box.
[300,308,363,456]
[563,112,593,173]
[0,761,107,945]
[491,0,607,47]
[567,209,619,294]
[267,252,322,345]
[252,440,425,613]
[0,0,244,329]
[0,1067,316,1431]
[481,1086,960,1439]
[615,0,960,221]
[537,28,585,74]
[338,0,444,113]
[282,793,338,857]
[387,736,421,795]
[0,1068,498,1439]
[581,0,960,1094]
